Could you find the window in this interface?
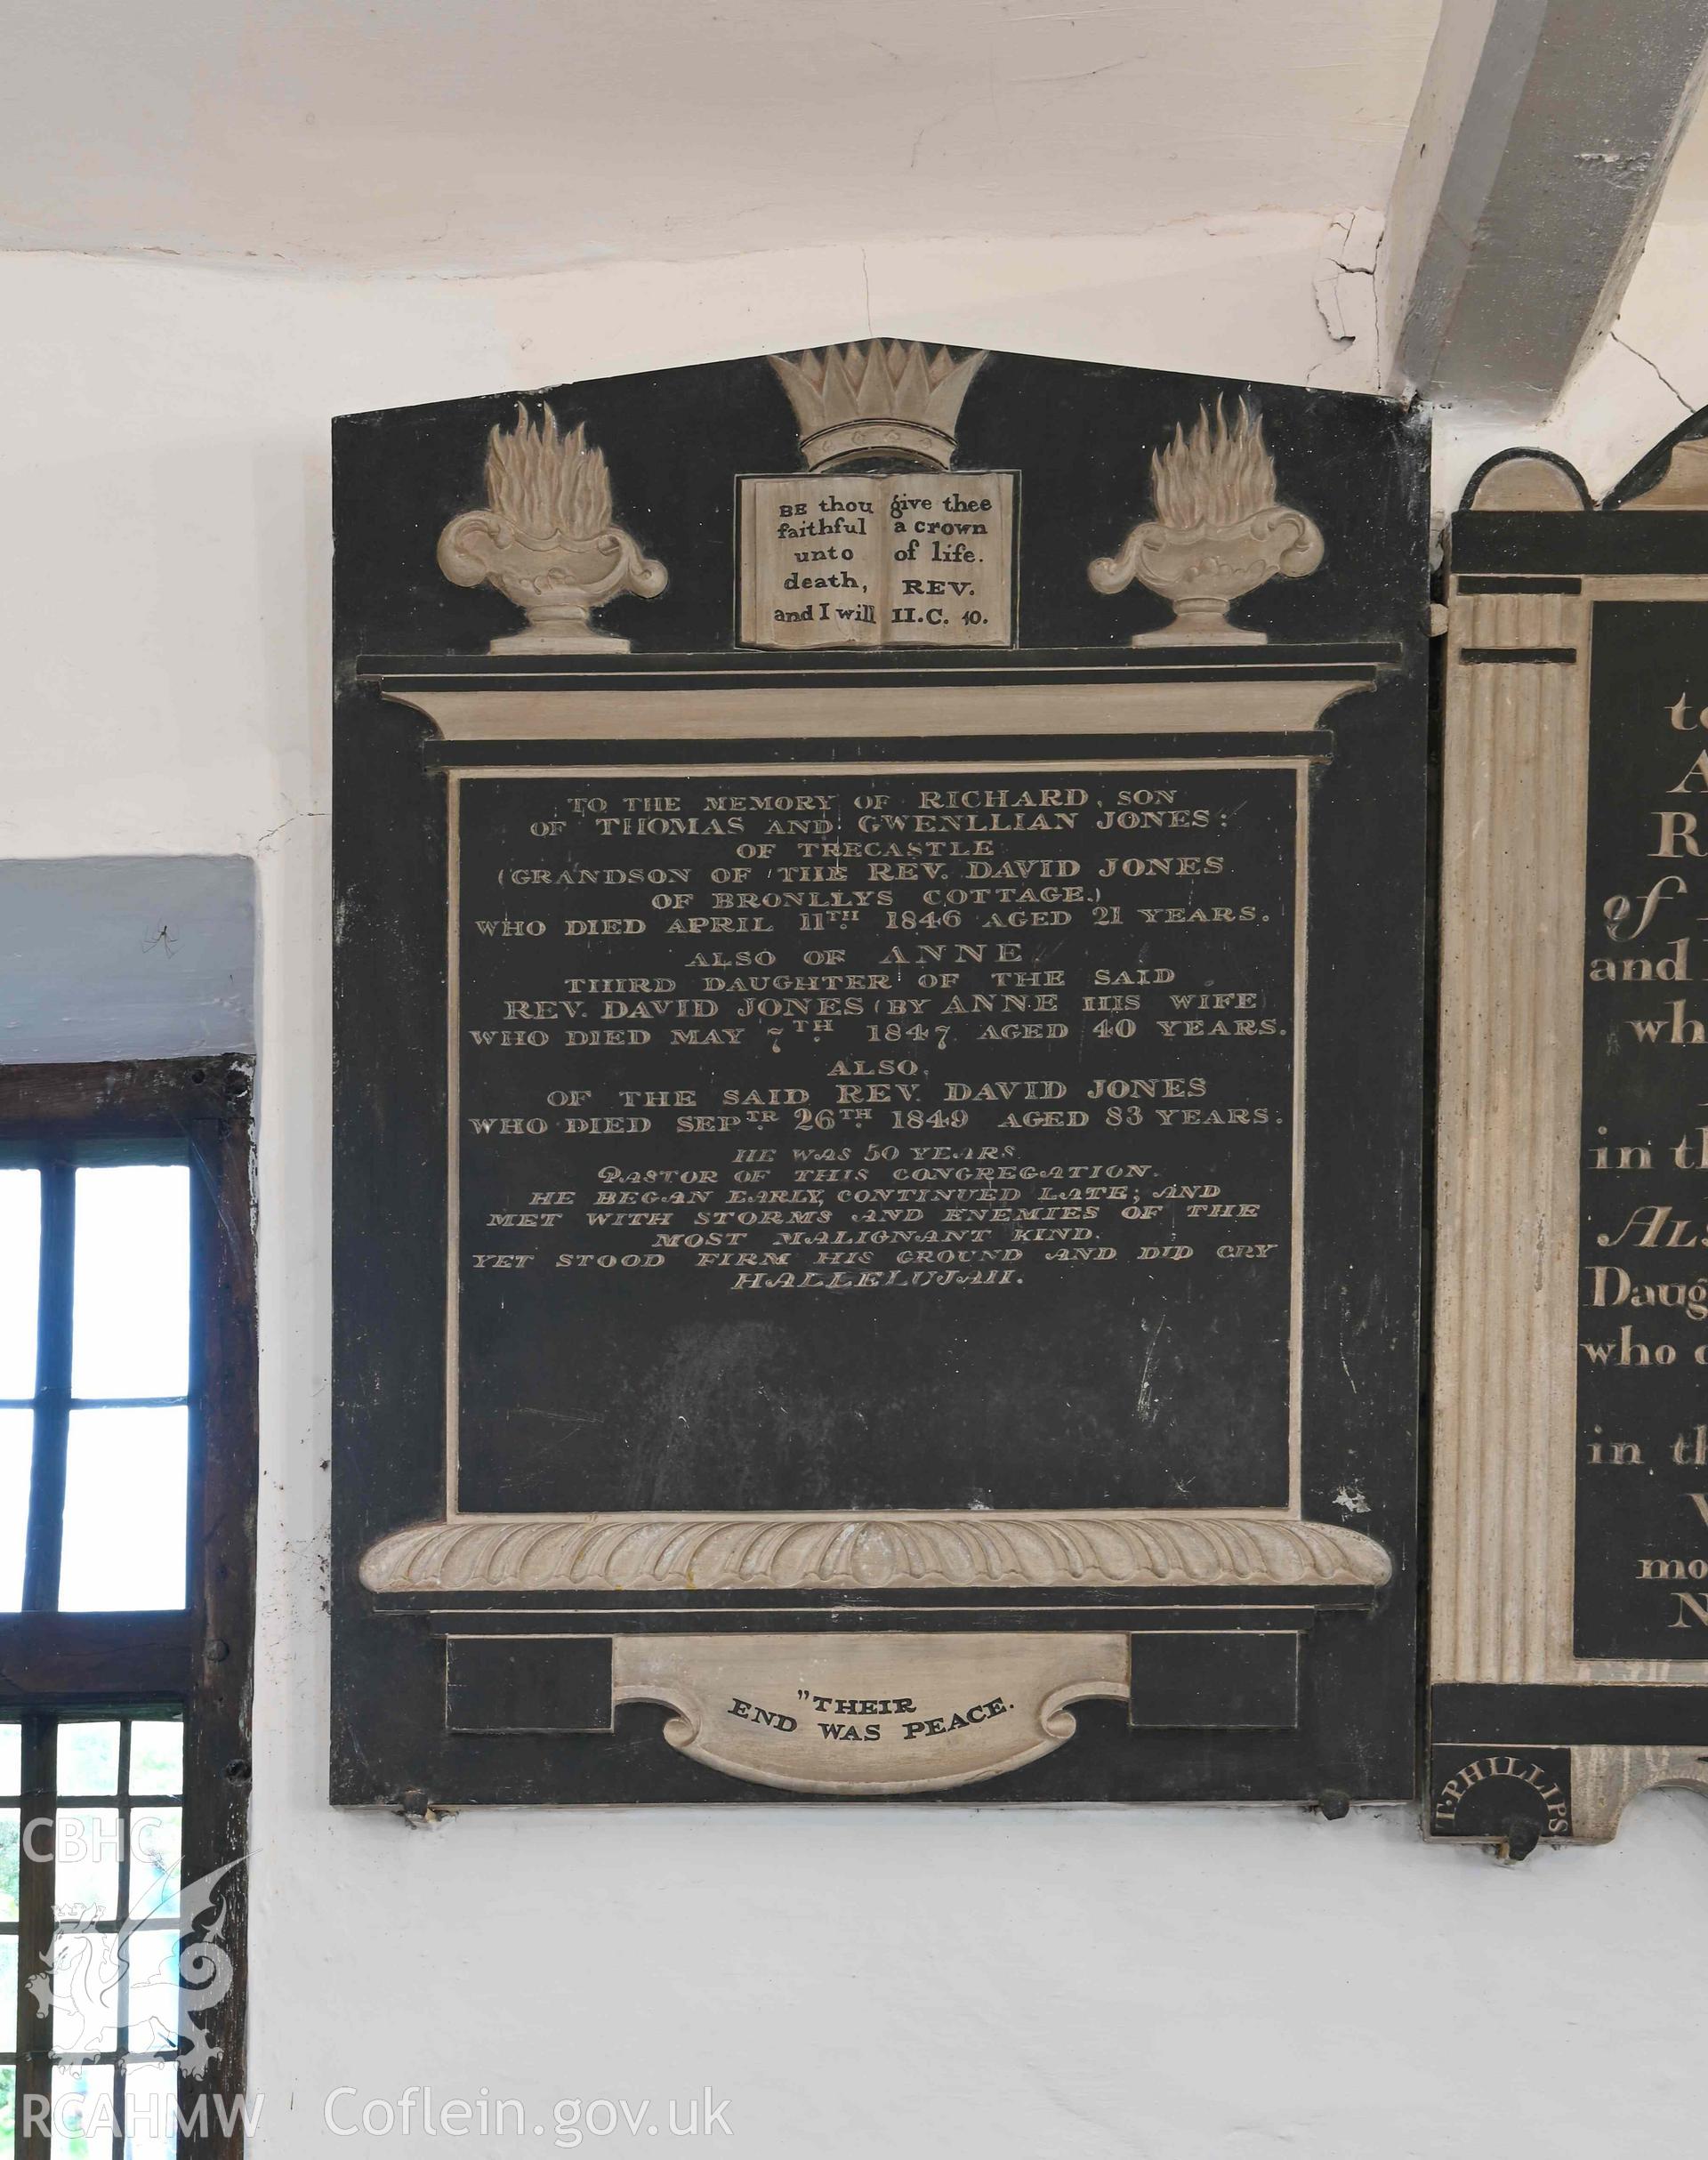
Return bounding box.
[2,1162,192,1616]
[0,1063,254,2160]
[1,1713,186,2160]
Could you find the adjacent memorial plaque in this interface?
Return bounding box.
[333,342,1428,1807]
[1430,435,1708,1850]
[1575,605,1708,1657]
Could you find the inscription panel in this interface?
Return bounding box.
[1575,602,1708,1656]
[452,757,1303,1516]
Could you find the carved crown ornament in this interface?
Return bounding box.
[1089,398,1324,644]
[437,402,667,653]
[769,339,987,471]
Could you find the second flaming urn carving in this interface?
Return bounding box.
[1089,399,1323,644]
[438,404,666,652]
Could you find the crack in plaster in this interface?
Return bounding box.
[1609,326,1693,415]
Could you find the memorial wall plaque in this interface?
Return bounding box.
[1430,430,1708,1852]
[332,342,1429,1806]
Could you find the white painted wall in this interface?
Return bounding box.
[4,239,1707,2160]
[0,0,1438,275]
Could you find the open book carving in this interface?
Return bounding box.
[738,471,1015,649]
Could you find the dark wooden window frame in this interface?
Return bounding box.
[0,1057,257,2160]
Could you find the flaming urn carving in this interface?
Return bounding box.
[1089,399,1323,644]
[437,404,666,652]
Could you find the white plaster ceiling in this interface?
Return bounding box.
[1,0,1440,277]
